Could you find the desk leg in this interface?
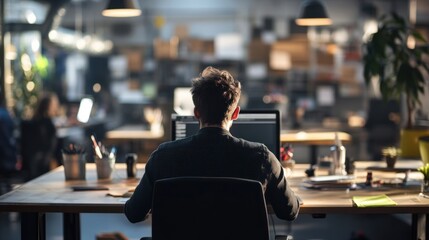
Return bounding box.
[426,214,429,240]
[63,213,80,240]
[21,212,46,240]
[411,213,426,240]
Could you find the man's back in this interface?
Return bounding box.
[125,127,299,223]
[149,127,270,181]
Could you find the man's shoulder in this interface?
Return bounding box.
[157,137,193,151]
[228,135,274,159]
[231,135,266,149]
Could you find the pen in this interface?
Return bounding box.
[91,135,103,159]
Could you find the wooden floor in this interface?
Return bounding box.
[0,212,411,240]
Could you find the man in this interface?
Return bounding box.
[124,66,300,223]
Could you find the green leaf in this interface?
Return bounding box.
[412,31,428,43]
[362,12,429,128]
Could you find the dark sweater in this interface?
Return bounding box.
[124,127,300,222]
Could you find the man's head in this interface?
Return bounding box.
[191,66,241,127]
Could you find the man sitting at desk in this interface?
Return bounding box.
[124,66,300,223]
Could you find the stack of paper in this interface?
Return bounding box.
[303,175,356,190]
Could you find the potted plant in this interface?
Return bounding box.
[363,12,429,158]
[381,146,399,168]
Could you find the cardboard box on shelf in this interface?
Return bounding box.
[271,38,309,68]
[174,25,189,39]
[127,79,140,90]
[340,65,358,82]
[154,37,179,59]
[203,40,215,55]
[125,50,143,72]
[316,49,335,67]
[186,38,214,56]
[248,39,270,62]
[187,38,204,53]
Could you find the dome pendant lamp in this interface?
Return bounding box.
[295,0,332,26]
[102,0,142,17]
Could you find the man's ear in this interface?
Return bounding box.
[194,108,200,120]
[231,106,240,120]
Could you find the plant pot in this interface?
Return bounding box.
[420,136,429,164]
[400,128,429,158]
[385,155,397,168]
[421,179,429,195]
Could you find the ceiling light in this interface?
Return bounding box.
[295,0,332,26]
[102,0,141,18]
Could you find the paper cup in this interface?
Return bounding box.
[95,155,116,180]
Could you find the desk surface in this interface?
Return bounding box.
[0,164,142,213]
[106,125,352,145]
[0,161,427,215]
[105,125,164,140]
[281,130,352,145]
[290,160,427,214]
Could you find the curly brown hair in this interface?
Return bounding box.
[191,66,241,125]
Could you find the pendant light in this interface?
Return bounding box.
[102,0,141,18]
[295,0,332,26]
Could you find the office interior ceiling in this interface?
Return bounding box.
[5,0,429,48]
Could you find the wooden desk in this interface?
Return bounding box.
[281,131,352,145]
[1,161,428,240]
[105,125,165,157]
[281,130,352,165]
[290,160,428,239]
[0,164,143,240]
[106,125,164,140]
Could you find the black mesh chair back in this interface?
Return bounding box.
[151,177,270,240]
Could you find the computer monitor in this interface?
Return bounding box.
[77,97,93,123]
[171,110,281,159]
[173,87,193,115]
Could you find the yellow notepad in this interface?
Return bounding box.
[352,194,397,207]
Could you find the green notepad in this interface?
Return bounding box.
[352,194,397,207]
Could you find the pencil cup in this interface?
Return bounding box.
[62,153,86,181]
[95,155,116,180]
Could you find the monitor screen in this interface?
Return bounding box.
[77,97,93,123]
[171,110,281,159]
[173,87,194,115]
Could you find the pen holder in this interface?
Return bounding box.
[62,153,86,181]
[95,155,116,180]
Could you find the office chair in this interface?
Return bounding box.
[149,177,271,240]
